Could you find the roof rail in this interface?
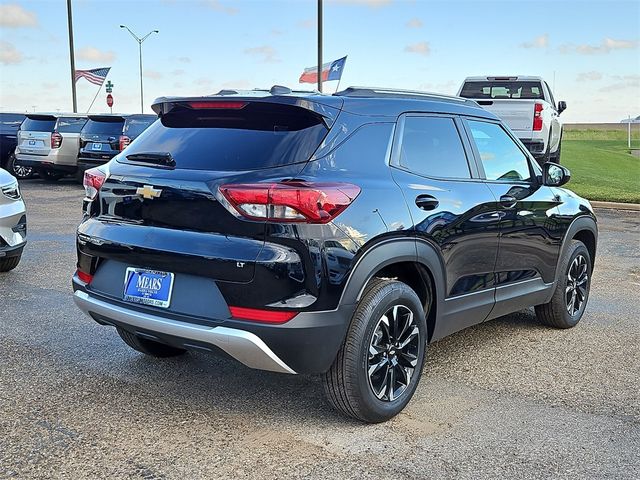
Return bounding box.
[335,86,469,103]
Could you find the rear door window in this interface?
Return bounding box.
[56,117,87,133]
[82,118,125,136]
[398,116,471,179]
[466,120,532,182]
[21,116,56,132]
[120,103,329,171]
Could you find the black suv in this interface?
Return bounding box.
[72,87,597,423]
[0,112,32,179]
[77,114,156,175]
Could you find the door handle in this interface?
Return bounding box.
[415,194,439,211]
[499,195,517,208]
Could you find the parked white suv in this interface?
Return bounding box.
[0,167,26,272]
[458,76,566,164]
[15,113,87,181]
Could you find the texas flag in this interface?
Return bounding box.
[299,56,347,84]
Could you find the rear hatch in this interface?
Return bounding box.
[17,115,56,156]
[459,80,543,134]
[80,97,340,285]
[79,115,125,161]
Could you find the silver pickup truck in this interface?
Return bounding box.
[458,76,566,164]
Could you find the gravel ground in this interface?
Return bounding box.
[1,179,639,479]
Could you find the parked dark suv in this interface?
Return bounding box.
[0,112,32,179]
[72,87,597,422]
[77,114,156,175]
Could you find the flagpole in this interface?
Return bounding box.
[86,79,106,113]
[66,0,77,113]
[335,78,342,94]
[317,0,323,93]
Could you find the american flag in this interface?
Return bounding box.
[74,67,111,85]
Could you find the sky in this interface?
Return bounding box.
[0,0,639,122]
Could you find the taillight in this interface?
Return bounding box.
[51,132,63,148]
[83,167,107,200]
[187,101,247,109]
[76,269,93,284]
[533,103,543,131]
[229,306,298,324]
[119,135,131,151]
[218,181,361,224]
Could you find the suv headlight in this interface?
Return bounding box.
[1,181,21,200]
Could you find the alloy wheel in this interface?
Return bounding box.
[566,254,588,316]
[12,164,32,179]
[367,304,420,402]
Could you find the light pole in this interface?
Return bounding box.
[120,25,158,113]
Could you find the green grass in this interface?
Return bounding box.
[559,128,640,204]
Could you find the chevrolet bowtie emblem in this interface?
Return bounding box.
[136,185,162,200]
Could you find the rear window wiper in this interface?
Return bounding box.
[125,152,175,168]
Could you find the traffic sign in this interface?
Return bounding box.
[106,94,114,108]
[105,81,114,94]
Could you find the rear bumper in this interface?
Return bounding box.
[72,277,354,375]
[520,139,546,157]
[15,157,77,173]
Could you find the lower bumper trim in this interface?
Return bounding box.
[73,290,297,374]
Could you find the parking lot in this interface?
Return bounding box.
[1,179,639,479]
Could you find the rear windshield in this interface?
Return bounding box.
[82,118,125,135]
[21,116,57,132]
[124,117,156,138]
[460,81,543,100]
[120,103,329,171]
[56,117,87,133]
[0,113,25,130]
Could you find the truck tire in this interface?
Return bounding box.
[535,240,592,329]
[551,135,563,164]
[7,153,34,180]
[322,278,428,423]
[117,327,187,358]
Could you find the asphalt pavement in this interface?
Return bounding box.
[1,179,639,479]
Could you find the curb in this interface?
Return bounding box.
[591,201,640,212]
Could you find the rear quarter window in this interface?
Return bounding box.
[21,117,56,132]
[120,103,329,171]
[0,114,25,131]
[57,117,87,133]
[123,117,156,138]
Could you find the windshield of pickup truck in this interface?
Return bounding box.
[460,81,543,100]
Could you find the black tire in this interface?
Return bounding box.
[551,135,563,164]
[38,169,65,183]
[117,327,187,358]
[7,153,34,180]
[0,255,21,272]
[535,240,592,329]
[322,278,428,423]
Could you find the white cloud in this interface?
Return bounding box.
[0,3,37,28]
[144,70,163,80]
[203,0,238,15]
[0,41,22,64]
[520,34,549,49]
[171,69,185,76]
[404,42,430,56]
[244,45,280,63]
[406,18,423,29]
[560,37,639,54]
[177,56,191,63]
[576,71,603,82]
[77,46,115,63]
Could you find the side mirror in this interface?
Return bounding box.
[543,162,571,187]
[557,101,567,114]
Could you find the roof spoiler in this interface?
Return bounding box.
[151,93,343,126]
